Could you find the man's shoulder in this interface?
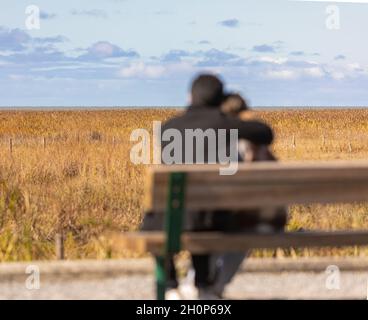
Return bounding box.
[161,113,188,130]
[161,109,266,130]
[161,107,219,129]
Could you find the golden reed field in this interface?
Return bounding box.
[1,108,368,261]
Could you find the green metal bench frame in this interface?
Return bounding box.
[155,172,187,300]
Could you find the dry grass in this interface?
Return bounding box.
[1,108,368,261]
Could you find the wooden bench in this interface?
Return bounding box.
[117,161,368,299]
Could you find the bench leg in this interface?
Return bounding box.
[156,256,166,300]
[156,172,186,300]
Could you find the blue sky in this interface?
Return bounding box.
[0,0,368,107]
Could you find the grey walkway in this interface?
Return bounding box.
[0,258,367,299]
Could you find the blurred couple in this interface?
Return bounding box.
[142,74,287,299]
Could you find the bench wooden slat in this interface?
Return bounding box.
[114,231,368,254]
[144,161,368,212]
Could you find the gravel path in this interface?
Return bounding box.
[1,271,368,300]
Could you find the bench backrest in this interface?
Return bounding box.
[144,161,368,212]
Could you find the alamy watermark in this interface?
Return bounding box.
[326,5,340,30]
[25,5,40,30]
[325,265,340,290]
[294,1,342,30]
[25,264,40,290]
[130,121,240,175]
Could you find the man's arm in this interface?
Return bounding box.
[236,120,274,145]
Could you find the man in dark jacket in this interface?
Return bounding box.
[143,74,275,299]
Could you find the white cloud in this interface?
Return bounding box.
[264,69,297,80]
[117,61,193,79]
[330,71,345,80]
[256,56,288,65]
[8,74,30,81]
[79,41,139,60]
[323,62,367,80]
[303,67,325,78]
[346,63,363,72]
[118,62,166,78]
[263,66,326,80]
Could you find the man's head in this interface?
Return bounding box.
[190,74,224,107]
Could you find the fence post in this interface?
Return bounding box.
[9,138,13,154]
[43,137,46,149]
[55,233,64,260]
[292,134,296,149]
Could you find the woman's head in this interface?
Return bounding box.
[221,93,248,116]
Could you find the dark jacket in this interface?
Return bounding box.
[163,105,273,144]
[162,106,273,164]
[161,105,273,164]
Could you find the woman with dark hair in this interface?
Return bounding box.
[222,93,276,162]
[197,93,286,298]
